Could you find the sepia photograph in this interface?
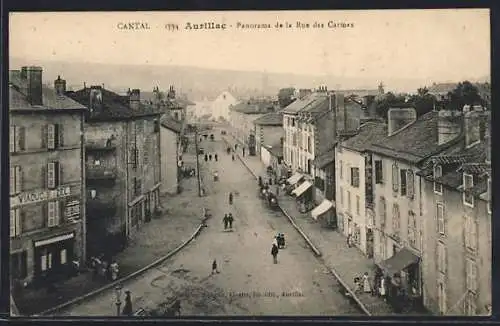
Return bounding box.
[8,9,491,317]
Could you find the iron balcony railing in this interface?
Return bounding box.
[86,165,118,180]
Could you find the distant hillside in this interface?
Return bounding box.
[10,57,488,99]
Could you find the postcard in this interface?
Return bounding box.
[8,9,491,317]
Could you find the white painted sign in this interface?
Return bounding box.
[10,186,71,207]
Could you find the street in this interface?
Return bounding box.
[58,132,363,316]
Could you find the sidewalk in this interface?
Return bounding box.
[222,135,397,316]
[14,149,207,316]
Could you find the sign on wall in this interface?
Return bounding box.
[10,186,71,207]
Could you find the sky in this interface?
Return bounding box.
[9,9,490,82]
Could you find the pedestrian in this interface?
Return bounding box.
[229,192,233,205]
[209,154,212,161]
[258,176,263,187]
[122,290,133,316]
[269,177,273,186]
[276,184,280,196]
[242,147,245,157]
[235,144,238,150]
[223,214,228,230]
[271,243,279,264]
[363,272,372,294]
[228,213,234,229]
[215,153,218,161]
[204,154,208,162]
[212,259,219,274]
[232,154,235,161]
[379,277,387,301]
[346,234,351,247]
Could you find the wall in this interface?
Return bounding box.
[256,124,283,155]
[421,180,491,315]
[283,113,300,171]
[371,154,423,264]
[160,127,179,195]
[212,92,239,120]
[10,110,84,283]
[260,146,272,167]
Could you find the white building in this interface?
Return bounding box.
[160,115,182,195]
[211,91,239,121]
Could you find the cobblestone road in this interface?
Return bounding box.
[58,133,363,316]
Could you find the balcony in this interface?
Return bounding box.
[86,165,118,180]
[85,140,117,152]
[86,199,118,217]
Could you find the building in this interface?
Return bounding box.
[335,121,387,255]
[260,141,285,180]
[9,67,87,288]
[66,86,163,257]
[253,111,284,156]
[160,115,182,195]
[416,107,491,315]
[311,147,336,227]
[212,91,239,121]
[229,99,276,155]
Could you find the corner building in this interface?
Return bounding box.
[9,67,87,287]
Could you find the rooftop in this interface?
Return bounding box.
[66,87,164,121]
[341,121,387,153]
[253,112,283,126]
[312,147,336,169]
[282,92,327,114]
[9,72,86,112]
[160,114,182,133]
[263,142,284,157]
[231,100,276,114]
[369,111,460,164]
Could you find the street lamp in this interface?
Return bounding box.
[114,284,123,316]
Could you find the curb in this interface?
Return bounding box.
[37,222,206,316]
[277,206,322,257]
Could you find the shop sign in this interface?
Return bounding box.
[11,186,71,207]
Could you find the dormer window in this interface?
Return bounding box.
[463,173,474,207]
[433,164,443,195]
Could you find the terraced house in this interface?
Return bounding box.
[417,107,491,316]
[66,86,163,258]
[9,67,87,288]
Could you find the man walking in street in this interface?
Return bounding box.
[242,147,245,157]
[223,214,228,230]
[229,192,233,205]
[209,154,212,161]
[122,290,133,316]
[212,259,220,274]
[215,153,218,161]
[228,213,234,229]
[271,244,279,264]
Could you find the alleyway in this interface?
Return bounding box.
[57,133,363,316]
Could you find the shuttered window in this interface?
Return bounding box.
[47,124,59,150]
[10,126,25,152]
[466,258,477,292]
[351,167,360,188]
[379,197,386,226]
[463,173,474,206]
[47,162,60,189]
[400,169,407,196]
[392,163,399,192]
[375,160,383,184]
[47,201,60,227]
[393,203,400,235]
[437,242,446,274]
[437,203,445,235]
[10,208,21,238]
[10,165,22,195]
[465,215,477,251]
[407,170,415,199]
[434,164,443,194]
[10,126,16,153]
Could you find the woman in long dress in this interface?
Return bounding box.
[363,272,372,293]
[379,277,387,301]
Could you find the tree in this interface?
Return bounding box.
[408,87,437,117]
[374,92,408,119]
[278,87,296,108]
[446,81,483,110]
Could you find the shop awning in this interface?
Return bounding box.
[292,181,313,197]
[287,173,304,186]
[311,199,334,220]
[35,233,74,247]
[377,247,420,276]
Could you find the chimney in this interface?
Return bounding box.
[26,66,43,106]
[387,108,417,136]
[54,75,67,96]
[437,110,463,145]
[464,106,489,147]
[129,89,140,110]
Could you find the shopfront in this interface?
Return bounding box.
[376,247,421,312]
[33,233,75,285]
[292,180,314,212]
[311,199,336,228]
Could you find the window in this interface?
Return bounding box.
[47,162,60,189]
[40,250,53,272]
[438,282,446,315]
[379,197,386,226]
[464,291,477,316]
[144,136,150,165]
[61,249,67,265]
[10,165,22,195]
[47,124,60,150]
[466,258,477,293]
[47,201,60,227]
[292,118,295,127]
[10,125,25,153]
[407,170,415,199]
[437,241,447,274]
[400,169,407,196]
[408,211,417,248]
[307,136,312,153]
[130,147,138,169]
[437,203,445,235]
[392,163,399,192]
[10,208,21,238]
[339,160,343,180]
[356,195,360,215]
[463,173,474,207]
[340,187,344,207]
[11,251,27,279]
[465,215,477,251]
[375,160,383,184]
[347,191,352,213]
[351,167,360,188]
[434,164,443,194]
[393,204,400,236]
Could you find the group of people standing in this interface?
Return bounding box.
[223,213,234,230]
[204,153,218,162]
[353,269,388,301]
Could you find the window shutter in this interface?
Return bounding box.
[10,166,16,195]
[54,124,60,148]
[17,126,25,151]
[56,162,61,186]
[47,124,55,150]
[47,162,55,189]
[41,164,46,189]
[41,125,47,149]
[10,126,16,153]
[58,124,64,147]
[392,163,399,192]
[56,201,61,225]
[16,209,22,236]
[10,210,15,237]
[407,170,414,199]
[15,166,22,193]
